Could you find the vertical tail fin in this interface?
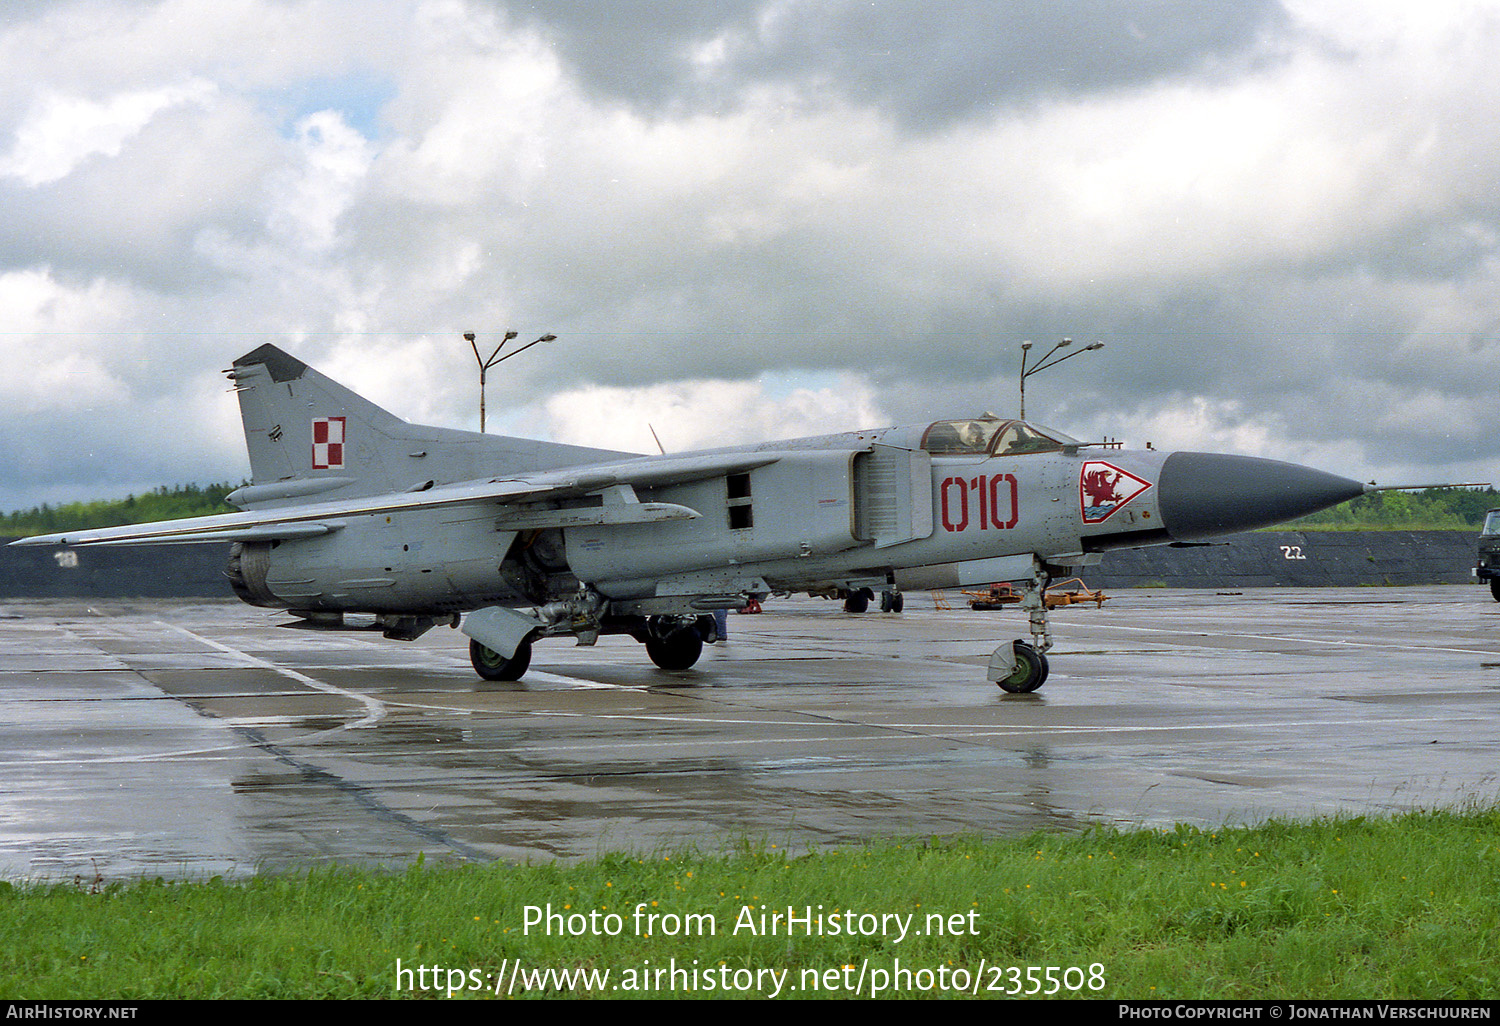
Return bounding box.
[224,344,636,508]
[227,345,407,504]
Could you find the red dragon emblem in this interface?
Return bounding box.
[1079,461,1151,524]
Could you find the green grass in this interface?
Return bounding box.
[3,809,1499,999]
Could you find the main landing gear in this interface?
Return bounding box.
[643,619,705,671]
[843,587,904,613]
[469,625,708,678]
[471,637,532,681]
[465,587,727,681]
[988,561,1054,694]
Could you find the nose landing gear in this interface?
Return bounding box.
[988,561,1054,693]
[993,640,1049,693]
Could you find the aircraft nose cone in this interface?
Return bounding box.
[1157,452,1366,542]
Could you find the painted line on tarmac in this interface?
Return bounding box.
[154,623,493,861]
[159,622,387,729]
[432,649,648,690]
[508,669,637,689]
[1077,621,1487,656]
[440,716,1470,755]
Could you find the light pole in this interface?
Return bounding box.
[464,330,557,432]
[1018,337,1104,420]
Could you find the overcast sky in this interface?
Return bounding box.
[3,0,1497,509]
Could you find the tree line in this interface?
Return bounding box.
[1,483,240,537]
[1286,487,1499,531]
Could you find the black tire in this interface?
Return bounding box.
[1491,578,1500,602]
[470,638,531,681]
[645,629,703,671]
[996,642,1049,693]
[888,591,904,613]
[843,590,870,613]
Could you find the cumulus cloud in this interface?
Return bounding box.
[522,0,1291,125]
[0,0,1497,510]
[0,78,217,187]
[536,373,886,455]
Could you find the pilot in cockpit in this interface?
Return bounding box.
[959,421,987,450]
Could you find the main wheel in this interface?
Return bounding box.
[996,641,1049,693]
[470,638,531,681]
[1491,578,1500,602]
[843,589,871,613]
[645,628,703,671]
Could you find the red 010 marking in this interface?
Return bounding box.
[940,474,1019,532]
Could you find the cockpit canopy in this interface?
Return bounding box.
[919,417,1079,457]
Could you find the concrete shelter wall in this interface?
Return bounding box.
[0,531,1480,598]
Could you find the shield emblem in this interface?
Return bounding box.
[1079,461,1151,524]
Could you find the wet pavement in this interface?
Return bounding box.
[0,587,1495,880]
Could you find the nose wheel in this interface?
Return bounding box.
[988,559,1055,692]
[994,641,1049,693]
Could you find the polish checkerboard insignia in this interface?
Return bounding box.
[311,416,346,469]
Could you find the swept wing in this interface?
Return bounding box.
[9,450,782,548]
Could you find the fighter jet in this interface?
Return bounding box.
[11,344,1372,692]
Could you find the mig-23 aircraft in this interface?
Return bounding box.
[12,344,1373,692]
